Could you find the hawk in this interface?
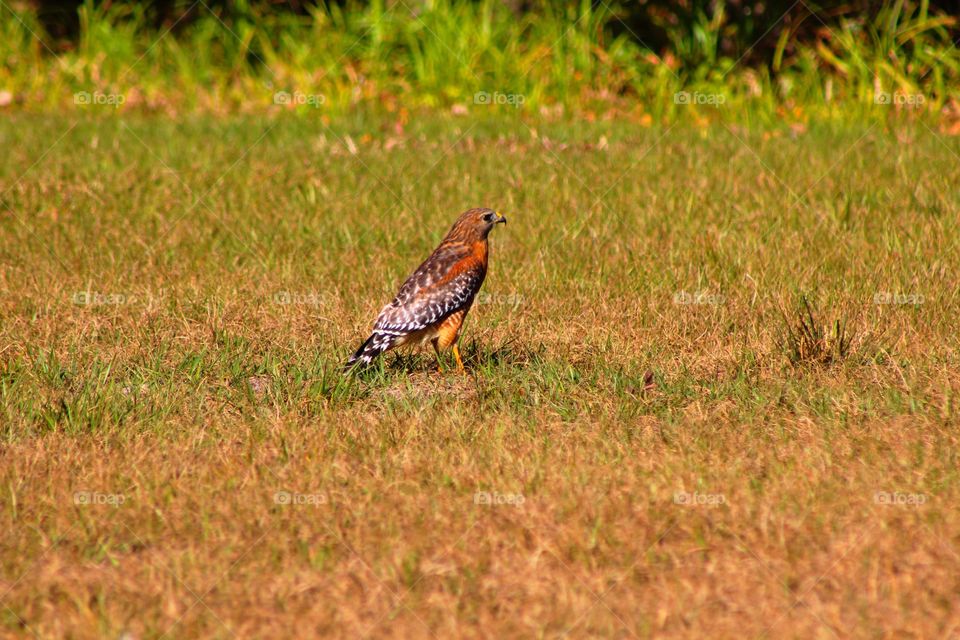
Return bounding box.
[345,207,507,372]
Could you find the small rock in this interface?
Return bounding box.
[643,370,656,392]
[248,375,270,396]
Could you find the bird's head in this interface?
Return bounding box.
[446,207,507,242]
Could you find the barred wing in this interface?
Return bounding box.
[374,244,485,335]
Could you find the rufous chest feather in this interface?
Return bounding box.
[466,240,487,267]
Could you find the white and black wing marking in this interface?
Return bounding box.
[390,242,470,306]
[374,267,484,335]
[345,243,484,368]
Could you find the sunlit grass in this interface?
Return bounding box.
[1,113,958,637]
[1,0,958,118]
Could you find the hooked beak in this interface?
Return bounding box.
[494,212,507,225]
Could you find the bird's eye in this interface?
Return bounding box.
[483,213,494,222]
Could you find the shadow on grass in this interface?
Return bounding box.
[349,338,546,377]
[330,339,547,405]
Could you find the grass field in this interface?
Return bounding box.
[2,113,959,638]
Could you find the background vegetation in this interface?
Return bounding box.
[2,0,960,122]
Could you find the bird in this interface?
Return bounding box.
[345,207,507,373]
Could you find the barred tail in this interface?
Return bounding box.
[344,331,397,371]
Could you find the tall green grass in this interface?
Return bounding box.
[775,0,959,105]
[0,0,957,118]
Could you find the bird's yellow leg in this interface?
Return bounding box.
[431,340,444,374]
[452,343,465,373]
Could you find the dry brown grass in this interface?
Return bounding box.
[4,415,959,638]
[2,115,959,638]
